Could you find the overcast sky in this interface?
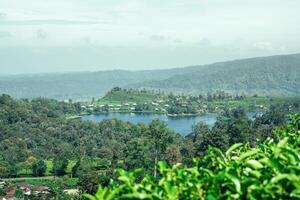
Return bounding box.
[0,0,300,74]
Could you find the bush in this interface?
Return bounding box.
[84,114,300,199]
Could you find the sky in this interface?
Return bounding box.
[0,0,300,74]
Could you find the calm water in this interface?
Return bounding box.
[82,113,258,135]
[81,113,218,135]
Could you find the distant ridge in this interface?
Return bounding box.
[0,53,299,100]
[131,53,300,96]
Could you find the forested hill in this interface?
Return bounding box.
[132,53,300,96]
[1,53,300,100]
[0,69,186,100]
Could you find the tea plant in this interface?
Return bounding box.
[85,114,300,200]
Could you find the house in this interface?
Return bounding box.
[17,183,50,195]
[63,189,79,196]
[0,183,50,200]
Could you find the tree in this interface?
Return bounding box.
[123,138,152,171]
[148,119,173,177]
[0,187,5,196]
[24,156,37,174]
[0,161,10,178]
[78,171,99,194]
[32,160,47,176]
[53,156,69,176]
[14,188,24,199]
[71,160,80,177]
[190,122,212,156]
[75,158,101,194]
[163,144,183,165]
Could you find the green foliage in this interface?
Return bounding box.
[148,120,174,177]
[32,159,47,176]
[14,178,79,189]
[53,156,69,176]
[0,161,10,178]
[0,187,5,196]
[14,187,24,198]
[99,88,164,105]
[85,114,300,199]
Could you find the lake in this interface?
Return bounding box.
[82,112,258,135]
[81,113,218,135]
[81,112,259,135]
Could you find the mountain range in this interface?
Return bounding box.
[1,53,300,100]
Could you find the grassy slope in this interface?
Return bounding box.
[97,90,164,105]
[17,160,77,176]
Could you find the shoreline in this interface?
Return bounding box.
[67,111,213,120]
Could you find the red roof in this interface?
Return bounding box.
[16,183,32,188]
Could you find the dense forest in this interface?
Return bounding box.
[0,93,299,199]
[1,54,300,100]
[135,54,300,96]
[86,114,300,199]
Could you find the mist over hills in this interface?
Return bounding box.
[132,53,300,96]
[0,69,186,100]
[1,53,300,100]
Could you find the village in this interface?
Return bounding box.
[77,88,272,116]
[0,179,78,200]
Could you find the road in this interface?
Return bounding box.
[2,176,56,181]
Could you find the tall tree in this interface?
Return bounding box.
[53,156,69,176]
[32,160,47,176]
[148,119,173,177]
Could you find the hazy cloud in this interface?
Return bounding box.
[198,39,212,47]
[0,31,12,38]
[1,0,300,74]
[0,19,106,26]
[36,29,47,39]
[173,39,183,44]
[0,12,6,21]
[150,35,166,41]
[251,42,274,52]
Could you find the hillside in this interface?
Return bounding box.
[1,53,300,100]
[90,88,300,115]
[0,69,185,100]
[98,87,164,105]
[133,54,300,96]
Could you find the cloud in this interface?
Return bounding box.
[36,29,47,39]
[0,12,6,21]
[0,31,13,38]
[150,35,166,41]
[251,42,273,51]
[173,39,183,44]
[198,38,212,47]
[0,19,107,26]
